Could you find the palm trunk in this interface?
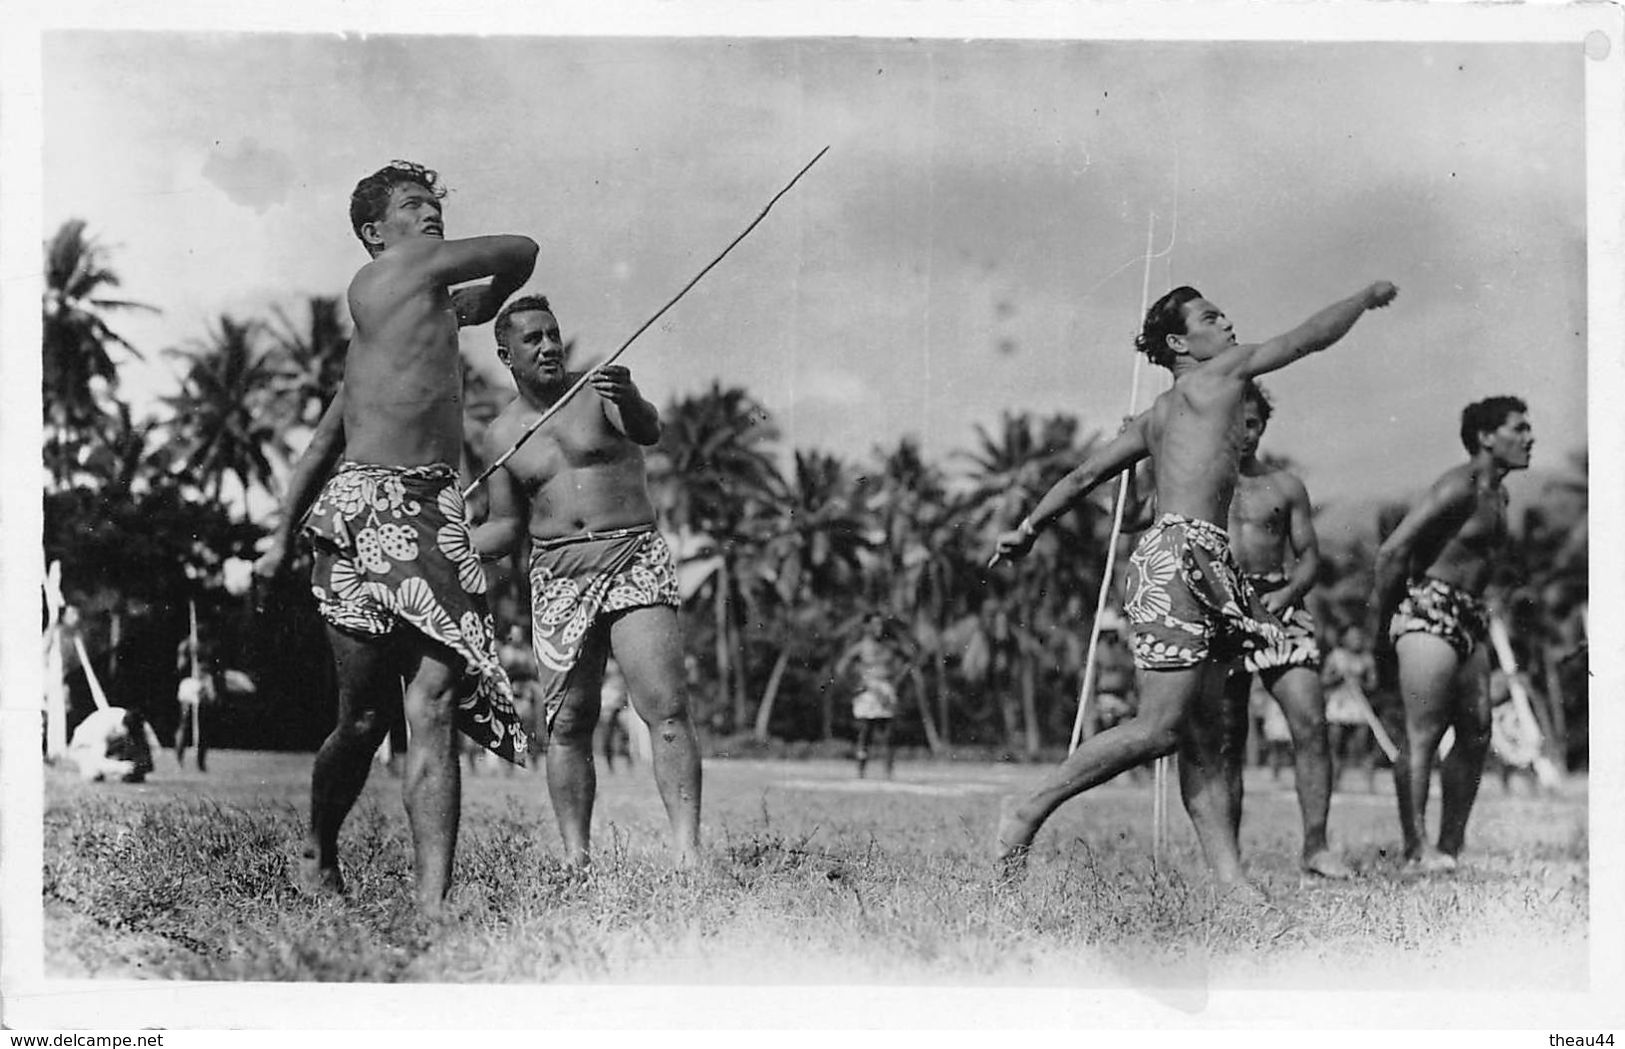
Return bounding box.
[935,647,951,745]
[712,563,731,729]
[909,666,943,753]
[752,646,793,742]
[1020,659,1041,759]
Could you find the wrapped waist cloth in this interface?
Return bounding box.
[303,460,529,764]
[1239,571,1322,673]
[529,525,681,729]
[1124,513,1285,671]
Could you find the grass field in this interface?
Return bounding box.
[41,750,1588,989]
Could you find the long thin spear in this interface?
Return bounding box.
[463,145,831,499]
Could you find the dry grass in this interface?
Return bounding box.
[41,751,1588,987]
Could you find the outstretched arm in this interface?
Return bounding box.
[253,386,347,582]
[1238,281,1397,379]
[993,415,1152,563]
[1369,470,1476,644]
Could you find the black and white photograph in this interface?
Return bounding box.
[2,0,1620,1034]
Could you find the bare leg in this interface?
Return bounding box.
[1220,671,1253,841]
[995,664,1201,874]
[546,628,608,870]
[173,705,192,770]
[397,640,467,909]
[1437,646,1492,859]
[610,606,702,867]
[1177,662,1256,893]
[1392,633,1461,865]
[1266,664,1350,877]
[304,628,401,895]
[877,718,896,778]
[855,719,873,778]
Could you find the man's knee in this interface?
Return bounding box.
[549,701,597,748]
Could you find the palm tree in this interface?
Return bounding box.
[42,220,155,491]
[647,383,784,732]
[161,315,287,508]
[960,410,1105,756]
[750,449,873,741]
[268,295,350,429]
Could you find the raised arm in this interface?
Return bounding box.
[469,433,527,562]
[992,415,1152,563]
[1237,281,1397,379]
[425,235,539,326]
[590,365,662,445]
[253,385,347,582]
[1369,470,1476,644]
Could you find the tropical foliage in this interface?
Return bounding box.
[40,220,1593,766]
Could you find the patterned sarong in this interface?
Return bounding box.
[1240,571,1322,673]
[528,526,680,729]
[303,461,529,765]
[1390,576,1487,659]
[1123,513,1285,671]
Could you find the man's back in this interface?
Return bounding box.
[1408,463,1508,595]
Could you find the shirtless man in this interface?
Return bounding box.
[471,295,701,869]
[255,162,538,907]
[1370,396,1533,872]
[991,280,1397,893]
[1221,382,1351,879]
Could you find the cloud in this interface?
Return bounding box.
[201,137,296,213]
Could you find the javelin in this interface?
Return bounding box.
[463,145,831,499]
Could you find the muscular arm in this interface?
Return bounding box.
[469,435,527,560]
[1237,282,1397,379]
[1369,471,1477,638]
[404,235,539,326]
[253,386,347,580]
[993,416,1151,561]
[592,365,662,445]
[1276,474,1321,609]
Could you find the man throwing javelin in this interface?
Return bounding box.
[1370,396,1533,872]
[992,280,1397,896]
[471,295,702,869]
[1222,382,1352,879]
[256,161,538,908]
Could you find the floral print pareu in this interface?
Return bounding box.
[1390,576,1486,660]
[1240,571,1322,673]
[304,461,529,765]
[527,527,680,729]
[1123,513,1285,671]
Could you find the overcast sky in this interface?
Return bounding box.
[40,30,1590,528]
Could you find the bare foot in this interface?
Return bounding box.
[1301,849,1355,880]
[293,850,344,898]
[993,799,1036,882]
[1411,848,1458,875]
[1212,877,1269,905]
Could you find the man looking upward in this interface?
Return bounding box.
[992,280,1397,896]
[255,162,538,908]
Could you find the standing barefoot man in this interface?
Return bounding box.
[255,162,538,908]
[1222,382,1351,879]
[1370,396,1533,872]
[992,280,1397,895]
[471,295,702,869]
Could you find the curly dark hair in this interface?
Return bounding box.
[349,161,446,254]
[494,294,555,356]
[1243,380,1273,428]
[1459,395,1527,454]
[1134,286,1203,370]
